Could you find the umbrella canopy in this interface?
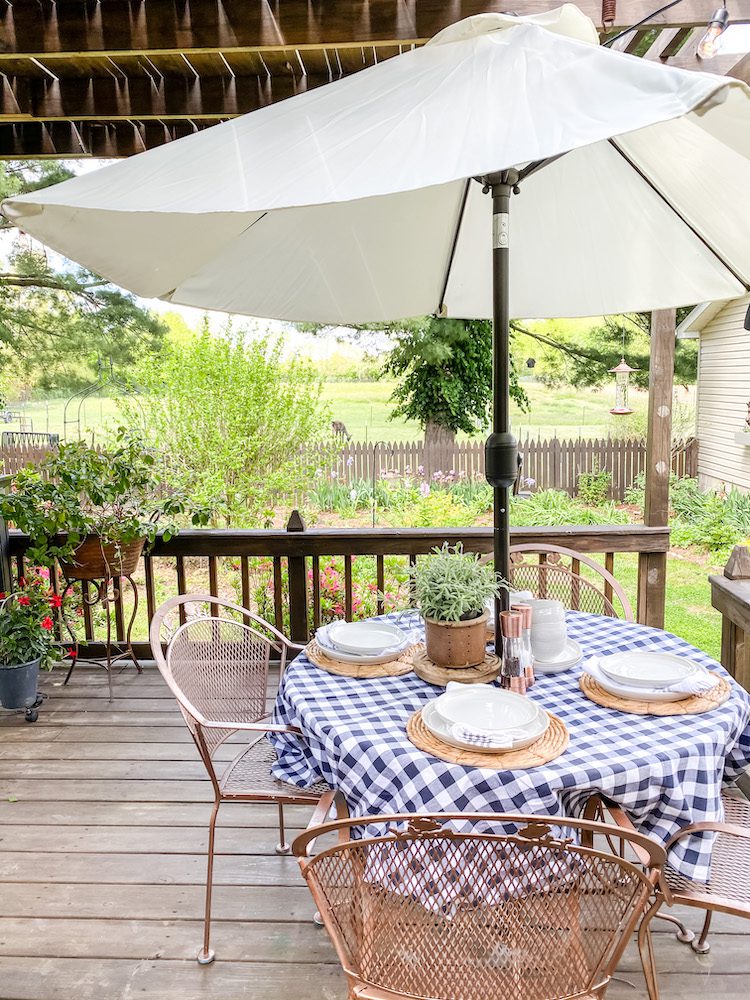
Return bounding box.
[4,3,750,322]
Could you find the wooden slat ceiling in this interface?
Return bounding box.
[1,0,749,157]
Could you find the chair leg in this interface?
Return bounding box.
[691,910,713,955]
[637,899,662,1000]
[654,910,695,944]
[198,799,220,965]
[275,801,291,856]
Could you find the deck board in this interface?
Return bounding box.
[0,663,747,999]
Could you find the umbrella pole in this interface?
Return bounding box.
[485,170,520,645]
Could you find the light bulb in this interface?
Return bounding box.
[697,6,730,59]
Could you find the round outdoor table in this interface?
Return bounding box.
[270,611,750,882]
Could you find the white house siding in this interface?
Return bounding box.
[696,293,750,491]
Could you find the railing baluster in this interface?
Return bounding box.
[15,553,24,585]
[344,555,353,620]
[409,553,417,607]
[82,581,95,641]
[176,556,187,624]
[208,555,219,617]
[571,557,581,611]
[604,552,615,607]
[539,553,549,600]
[273,556,284,633]
[240,556,251,611]
[312,554,321,630]
[113,576,125,642]
[144,555,156,624]
[376,555,385,616]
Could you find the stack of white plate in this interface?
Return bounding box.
[422,686,549,754]
[534,639,583,675]
[315,620,414,664]
[595,652,706,702]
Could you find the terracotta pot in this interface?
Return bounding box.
[59,536,145,581]
[423,611,489,668]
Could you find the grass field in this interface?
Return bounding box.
[8,380,681,443]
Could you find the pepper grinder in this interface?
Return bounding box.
[512,603,535,688]
[499,610,526,695]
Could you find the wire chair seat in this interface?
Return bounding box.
[661,791,750,906]
[220,738,330,799]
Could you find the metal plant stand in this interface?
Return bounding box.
[60,573,141,702]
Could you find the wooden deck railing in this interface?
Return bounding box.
[711,546,750,691]
[4,514,669,659]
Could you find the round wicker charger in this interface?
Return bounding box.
[411,648,500,686]
[579,673,731,716]
[306,638,421,678]
[406,709,569,768]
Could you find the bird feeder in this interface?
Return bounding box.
[609,358,637,415]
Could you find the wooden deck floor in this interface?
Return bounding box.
[0,662,747,1000]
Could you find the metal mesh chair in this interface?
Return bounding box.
[642,788,750,958]
[508,544,634,621]
[293,812,666,1000]
[150,593,346,965]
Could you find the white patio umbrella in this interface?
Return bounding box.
[5,3,750,600]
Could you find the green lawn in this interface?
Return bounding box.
[8,380,692,444]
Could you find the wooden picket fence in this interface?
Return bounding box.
[0,435,697,502]
[327,436,698,501]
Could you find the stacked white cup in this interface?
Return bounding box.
[528,600,567,663]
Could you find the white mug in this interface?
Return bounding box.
[527,599,566,623]
[530,618,568,662]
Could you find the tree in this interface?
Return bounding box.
[384,318,528,445]
[514,310,697,390]
[121,327,333,527]
[0,161,165,394]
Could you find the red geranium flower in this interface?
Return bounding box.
[0,592,6,600]
[49,594,63,609]
[40,616,54,630]
[17,596,31,606]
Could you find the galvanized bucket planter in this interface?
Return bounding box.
[0,656,43,722]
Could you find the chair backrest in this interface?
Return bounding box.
[294,812,664,1000]
[509,544,634,621]
[149,593,292,758]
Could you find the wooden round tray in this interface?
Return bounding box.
[579,672,732,716]
[411,648,500,686]
[406,709,569,769]
[306,638,420,678]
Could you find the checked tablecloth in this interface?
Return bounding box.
[270,611,750,881]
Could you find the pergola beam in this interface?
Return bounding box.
[4,0,750,55]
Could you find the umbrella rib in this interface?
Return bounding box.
[435,177,471,317]
[608,137,749,291]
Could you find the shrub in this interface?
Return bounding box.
[577,461,611,506]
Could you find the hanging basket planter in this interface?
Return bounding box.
[59,536,145,581]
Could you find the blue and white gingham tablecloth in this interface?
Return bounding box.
[270,611,750,882]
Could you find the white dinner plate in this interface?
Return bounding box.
[432,686,543,732]
[590,667,698,703]
[599,652,699,690]
[326,620,406,655]
[533,639,582,674]
[316,624,411,664]
[422,697,549,754]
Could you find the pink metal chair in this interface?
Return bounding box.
[509,543,634,621]
[641,787,750,957]
[293,811,666,1000]
[150,593,346,965]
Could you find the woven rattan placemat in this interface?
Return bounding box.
[406,709,569,768]
[306,638,420,678]
[579,673,731,716]
[411,648,500,686]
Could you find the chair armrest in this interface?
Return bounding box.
[293,789,351,863]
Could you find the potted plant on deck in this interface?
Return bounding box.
[412,543,505,668]
[0,573,66,720]
[0,429,211,580]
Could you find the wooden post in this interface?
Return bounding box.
[0,474,11,593]
[286,509,309,644]
[637,309,675,628]
[711,547,750,690]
